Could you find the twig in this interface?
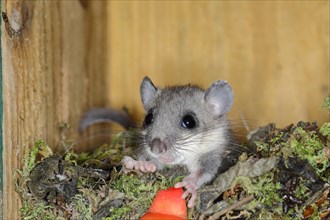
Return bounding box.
[208,194,255,220]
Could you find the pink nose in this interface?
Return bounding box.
[150,138,168,154]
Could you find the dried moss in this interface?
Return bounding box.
[15,119,329,219]
[246,122,329,219]
[15,136,184,219]
[196,121,329,219]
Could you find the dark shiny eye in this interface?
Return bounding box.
[181,114,197,129]
[143,111,154,127]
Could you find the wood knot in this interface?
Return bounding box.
[2,1,30,38]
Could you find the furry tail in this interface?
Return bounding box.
[79,108,134,134]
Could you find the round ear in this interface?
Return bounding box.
[204,80,234,117]
[140,76,158,110]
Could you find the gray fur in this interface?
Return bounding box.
[79,108,134,133]
[139,76,238,187]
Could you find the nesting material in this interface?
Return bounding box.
[15,121,329,219]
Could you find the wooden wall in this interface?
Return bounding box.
[1,1,107,219]
[107,1,329,130]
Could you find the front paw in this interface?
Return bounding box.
[174,176,198,208]
[122,156,157,172]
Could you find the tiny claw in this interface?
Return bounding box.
[182,190,190,199]
[138,161,146,172]
[187,192,197,208]
[174,182,184,188]
[147,163,157,172]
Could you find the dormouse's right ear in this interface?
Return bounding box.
[204,80,234,117]
[140,76,158,110]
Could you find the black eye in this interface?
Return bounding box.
[181,114,197,129]
[143,111,154,127]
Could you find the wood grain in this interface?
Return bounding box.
[1,1,329,218]
[1,1,107,218]
[107,1,329,130]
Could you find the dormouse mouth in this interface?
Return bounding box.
[158,155,174,164]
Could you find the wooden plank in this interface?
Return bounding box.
[107,1,329,130]
[1,1,108,218]
[0,4,3,216]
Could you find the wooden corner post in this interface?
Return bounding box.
[1,1,108,218]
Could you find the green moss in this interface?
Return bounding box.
[20,202,56,220]
[294,180,311,205]
[103,206,131,220]
[321,96,330,111]
[108,171,184,219]
[14,140,55,220]
[16,120,329,219]
[290,126,329,176]
[15,135,186,220]
[255,173,282,208]
[254,122,329,179]
[73,194,93,220]
[232,173,281,210]
[249,122,329,219]
[320,122,330,137]
[26,140,53,176]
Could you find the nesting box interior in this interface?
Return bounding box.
[1,1,329,219]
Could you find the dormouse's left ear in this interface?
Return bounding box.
[140,76,158,110]
[204,80,234,117]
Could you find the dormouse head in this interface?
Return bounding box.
[140,76,234,164]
